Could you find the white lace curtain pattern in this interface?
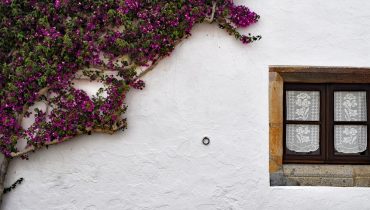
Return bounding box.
[286,124,320,153]
[286,91,320,153]
[334,125,367,154]
[334,91,367,154]
[286,91,320,121]
[334,91,367,122]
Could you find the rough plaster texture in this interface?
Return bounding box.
[3,0,370,209]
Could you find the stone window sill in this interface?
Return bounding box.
[270,164,370,187]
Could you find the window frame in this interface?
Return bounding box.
[283,83,370,164]
[327,84,370,163]
[283,83,326,163]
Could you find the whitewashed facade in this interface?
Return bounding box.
[4,0,370,209]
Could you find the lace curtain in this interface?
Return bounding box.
[286,91,320,121]
[334,125,367,153]
[286,91,320,152]
[286,124,320,153]
[334,91,367,153]
[334,91,367,122]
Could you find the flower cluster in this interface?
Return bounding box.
[0,0,260,158]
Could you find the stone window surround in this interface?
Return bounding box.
[269,66,370,187]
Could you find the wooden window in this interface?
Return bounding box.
[283,83,370,164]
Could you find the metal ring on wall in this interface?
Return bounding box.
[202,137,210,145]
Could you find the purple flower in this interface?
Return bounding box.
[230,5,259,27]
[55,0,61,9]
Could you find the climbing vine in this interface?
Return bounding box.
[0,0,260,159]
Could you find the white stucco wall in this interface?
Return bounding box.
[4,0,370,209]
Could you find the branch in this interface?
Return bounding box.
[13,85,128,158]
[88,63,136,72]
[7,50,18,58]
[10,127,119,158]
[137,37,187,78]
[205,2,217,23]
[17,87,49,125]
[137,58,162,78]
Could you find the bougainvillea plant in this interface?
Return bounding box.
[0,0,260,159]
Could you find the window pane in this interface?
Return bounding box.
[286,124,320,153]
[334,91,367,122]
[286,91,320,121]
[334,125,367,154]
